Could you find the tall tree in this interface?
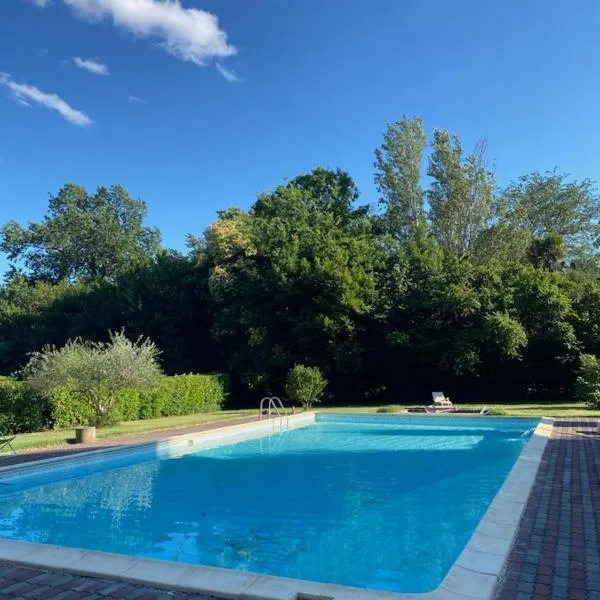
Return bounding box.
[427,131,495,255]
[374,116,426,239]
[500,170,600,266]
[1,183,161,283]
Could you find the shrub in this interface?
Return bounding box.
[0,376,51,433]
[285,365,327,409]
[152,374,228,416]
[25,331,162,426]
[575,353,600,408]
[49,386,96,429]
[49,374,229,428]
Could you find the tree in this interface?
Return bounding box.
[528,232,566,272]
[285,364,327,409]
[201,169,381,394]
[427,132,495,256]
[574,354,600,408]
[500,171,600,265]
[24,331,162,425]
[374,116,426,239]
[1,183,161,283]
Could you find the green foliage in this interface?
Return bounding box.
[2,121,600,410]
[500,171,600,265]
[49,386,97,429]
[528,233,566,272]
[427,132,494,256]
[285,365,327,408]
[24,332,162,426]
[145,374,229,417]
[0,376,50,433]
[1,183,160,283]
[48,374,228,428]
[575,354,600,408]
[375,116,426,239]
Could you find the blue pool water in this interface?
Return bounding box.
[0,414,538,593]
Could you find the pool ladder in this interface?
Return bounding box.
[259,396,289,431]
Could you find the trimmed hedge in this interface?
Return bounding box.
[0,376,51,433]
[0,373,229,432]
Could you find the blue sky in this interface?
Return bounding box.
[1,0,600,272]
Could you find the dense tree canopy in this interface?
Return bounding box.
[1,184,161,283]
[2,117,600,406]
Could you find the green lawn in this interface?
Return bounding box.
[5,410,256,453]
[3,402,599,456]
[320,402,600,417]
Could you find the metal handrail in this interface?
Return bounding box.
[259,396,289,430]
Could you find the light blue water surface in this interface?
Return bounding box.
[0,414,538,593]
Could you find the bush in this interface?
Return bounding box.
[49,386,96,429]
[0,376,51,433]
[285,365,327,409]
[575,354,600,408]
[49,374,229,428]
[151,374,228,416]
[376,405,401,413]
[24,331,162,426]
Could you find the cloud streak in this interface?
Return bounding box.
[128,95,147,103]
[216,63,241,82]
[24,0,50,6]
[73,56,109,75]
[60,0,236,66]
[0,73,92,127]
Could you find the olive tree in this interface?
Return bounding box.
[24,331,161,425]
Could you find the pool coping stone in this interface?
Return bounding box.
[0,413,553,600]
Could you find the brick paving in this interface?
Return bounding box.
[496,419,600,600]
[0,562,222,599]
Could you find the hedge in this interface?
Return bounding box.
[0,376,51,433]
[0,373,229,432]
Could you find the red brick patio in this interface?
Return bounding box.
[495,419,600,600]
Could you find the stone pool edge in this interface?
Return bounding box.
[0,414,553,600]
[432,416,554,600]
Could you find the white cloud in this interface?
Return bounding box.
[128,95,147,103]
[73,56,109,76]
[24,0,51,6]
[216,63,240,83]
[61,0,236,66]
[0,73,92,127]
[38,48,49,56]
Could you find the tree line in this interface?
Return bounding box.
[2,116,600,406]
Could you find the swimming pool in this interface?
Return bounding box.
[0,414,539,594]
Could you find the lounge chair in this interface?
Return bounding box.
[425,392,458,413]
[0,431,17,455]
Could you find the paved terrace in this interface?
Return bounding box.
[0,417,598,600]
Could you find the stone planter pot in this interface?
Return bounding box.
[75,426,96,444]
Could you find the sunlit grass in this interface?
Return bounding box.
[6,410,256,453]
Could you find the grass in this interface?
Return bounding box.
[320,402,600,417]
[6,410,256,453]
[3,402,599,456]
